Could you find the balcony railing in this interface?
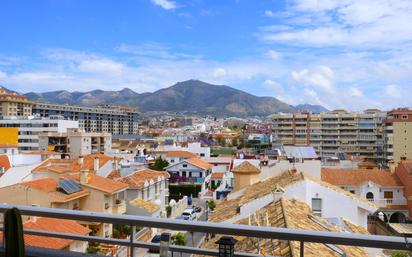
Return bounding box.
[368,198,407,206]
[0,204,412,257]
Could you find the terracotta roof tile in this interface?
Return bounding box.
[66,173,128,194]
[165,151,197,158]
[118,169,169,189]
[231,161,261,174]
[0,217,90,249]
[186,158,213,170]
[33,153,114,173]
[211,173,225,179]
[0,154,11,173]
[321,168,402,187]
[129,198,160,213]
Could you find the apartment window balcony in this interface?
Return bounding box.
[0,204,411,257]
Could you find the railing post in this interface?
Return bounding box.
[160,232,171,257]
[300,241,304,257]
[216,236,237,257]
[130,225,136,257]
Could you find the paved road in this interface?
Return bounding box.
[181,200,208,257]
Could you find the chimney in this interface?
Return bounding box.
[80,170,89,184]
[78,155,84,166]
[93,157,100,172]
[289,166,297,176]
[388,160,398,174]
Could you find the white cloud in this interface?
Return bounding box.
[292,65,334,92]
[0,71,6,79]
[150,0,177,10]
[261,0,412,47]
[266,50,281,60]
[384,84,402,99]
[348,87,363,97]
[212,68,227,79]
[78,59,125,74]
[264,10,274,17]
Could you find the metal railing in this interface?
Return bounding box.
[0,204,412,257]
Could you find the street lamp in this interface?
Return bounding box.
[216,236,237,257]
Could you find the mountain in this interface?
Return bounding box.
[24,80,297,116]
[295,104,329,113]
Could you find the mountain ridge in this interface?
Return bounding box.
[21,80,326,116]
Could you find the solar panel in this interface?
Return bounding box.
[59,179,82,194]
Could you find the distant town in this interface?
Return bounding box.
[1,85,412,257]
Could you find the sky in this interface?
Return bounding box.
[1,0,412,111]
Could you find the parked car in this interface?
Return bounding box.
[149,235,161,253]
[194,206,202,213]
[175,215,189,221]
[182,208,196,220]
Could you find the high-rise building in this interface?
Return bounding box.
[384,109,412,162]
[272,109,386,162]
[0,87,33,116]
[32,103,139,135]
[0,116,79,151]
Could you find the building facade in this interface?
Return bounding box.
[272,109,386,163]
[0,87,33,116]
[38,128,112,158]
[384,109,412,162]
[0,116,79,151]
[32,103,139,135]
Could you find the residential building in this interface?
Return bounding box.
[0,171,128,237]
[153,150,197,164]
[32,102,140,135]
[384,109,412,162]
[166,158,212,183]
[157,142,211,158]
[394,159,412,220]
[38,128,112,158]
[210,170,377,228]
[272,109,386,163]
[231,161,261,191]
[200,157,232,173]
[321,168,408,223]
[206,198,368,257]
[0,116,79,151]
[0,217,90,252]
[110,168,170,217]
[0,87,33,116]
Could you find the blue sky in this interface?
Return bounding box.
[1,0,412,110]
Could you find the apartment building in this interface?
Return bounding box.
[32,103,139,135]
[0,116,79,151]
[0,87,33,116]
[38,128,112,158]
[272,109,386,162]
[384,109,412,162]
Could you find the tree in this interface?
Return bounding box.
[172,232,187,246]
[208,200,216,211]
[149,157,169,171]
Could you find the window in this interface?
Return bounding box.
[183,164,187,168]
[200,153,205,157]
[384,191,393,199]
[402,115,408,119]
[349,190,355,194]
[312,198,322,216]
[366,192,374,201]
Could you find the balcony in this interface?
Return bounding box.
[369,198,407,207]
[0,204,411,257]
[113,199,126,214]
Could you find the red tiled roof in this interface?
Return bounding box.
[0,218,90,249]
[211,173,225,179]
[0,154,11,172]
[165,151,197,158]
[0,144,18,148]
[118,169,169,189]
[67,173,128,194]
[33,153,113,173]
[321,168,403,187]
[186,158,213,170]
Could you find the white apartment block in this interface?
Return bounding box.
[0,116,79,151]
[32,103,139,135]
[272,109,386,163]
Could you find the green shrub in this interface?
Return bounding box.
[166,205,172,217]
[172,232,187,246]
[208,200,216,211]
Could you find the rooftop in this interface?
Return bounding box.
[321,168,402,187]
[231,161,261,174]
